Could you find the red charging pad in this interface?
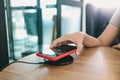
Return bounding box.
[44,55,73,66]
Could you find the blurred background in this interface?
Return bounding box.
[5,0,82,60]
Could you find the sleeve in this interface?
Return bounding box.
[109,8,120,28]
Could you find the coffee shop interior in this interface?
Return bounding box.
[0,0,120,70]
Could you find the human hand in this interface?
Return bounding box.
[113,43,120,50]
[50,32,85,56]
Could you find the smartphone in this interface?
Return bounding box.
[36,45,77,61]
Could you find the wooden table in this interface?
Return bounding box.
[0,47,120,80]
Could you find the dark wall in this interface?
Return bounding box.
[0,0,9,71]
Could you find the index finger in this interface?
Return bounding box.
[50,37,65,48]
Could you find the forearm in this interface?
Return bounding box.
[82,24,120,47]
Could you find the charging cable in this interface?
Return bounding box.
[9,61,46,65]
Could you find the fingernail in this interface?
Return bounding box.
[76,52,79,56]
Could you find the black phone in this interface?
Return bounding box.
[36,45,77,61]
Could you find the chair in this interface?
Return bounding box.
[23,12,38,36]
[86,4,119,45]
[23,12,38,48]
[22,12,42,57]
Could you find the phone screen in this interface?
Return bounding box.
[38,45,77,57]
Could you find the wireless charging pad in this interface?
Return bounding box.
[44,55,73,66]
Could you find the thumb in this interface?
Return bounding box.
[76,45,83,56]
[113,43,120,49]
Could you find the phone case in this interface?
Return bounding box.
[36,45,76,61]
